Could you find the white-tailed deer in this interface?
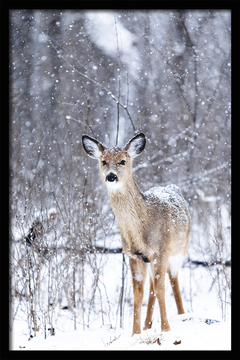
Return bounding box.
[82,133,191,335]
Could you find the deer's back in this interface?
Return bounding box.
[143,184,190,254]
[144,184,189,225]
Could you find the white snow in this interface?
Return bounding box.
[11,312,231,351]
[144,184,182,202]
[10,253,231,351]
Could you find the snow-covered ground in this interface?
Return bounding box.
[11,313,231,351]
[10,253,231,351]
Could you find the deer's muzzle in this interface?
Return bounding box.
[106,172,118,182]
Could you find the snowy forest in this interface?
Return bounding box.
[9,9,231,350]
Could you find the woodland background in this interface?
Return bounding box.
[9,9,231,338]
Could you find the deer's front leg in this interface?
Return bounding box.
[152,255,171,332]
[129,257,147,335]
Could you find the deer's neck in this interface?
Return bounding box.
[108,178,147,245]
[109,178,144,210]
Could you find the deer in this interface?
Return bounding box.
[82,132,191,336]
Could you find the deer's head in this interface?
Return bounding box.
[82,133,146,192]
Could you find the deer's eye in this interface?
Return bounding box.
[102,160,107,166]
[119,160,126,165]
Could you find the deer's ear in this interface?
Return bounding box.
[82,135,105,159]
[125,133,146,159]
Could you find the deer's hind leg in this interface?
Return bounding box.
[129,257,147,335]
[143,276,156,330]
[168,270,184,315]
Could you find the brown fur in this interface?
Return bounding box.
[82,133,191,335]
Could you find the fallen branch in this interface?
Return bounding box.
[187,259,231,267]
[22,238,231,267]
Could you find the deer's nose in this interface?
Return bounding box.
[106,173,117,182]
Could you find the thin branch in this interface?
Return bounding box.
[43,31,136,133]
[116,103,120,146]
[114,12,121,145]
[65,115,96,137]
[159,161,229,189]
[178,161,230,189]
